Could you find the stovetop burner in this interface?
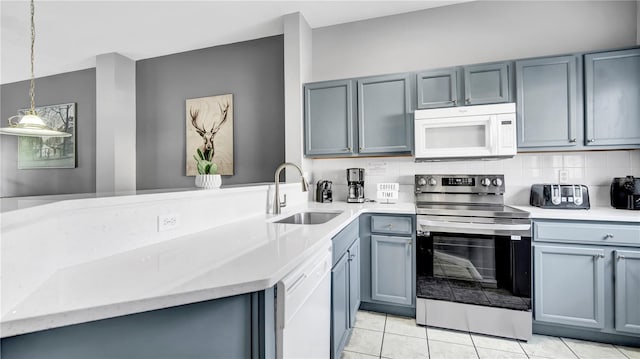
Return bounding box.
[415,174,529,220]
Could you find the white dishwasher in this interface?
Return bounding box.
[276,243,332,359]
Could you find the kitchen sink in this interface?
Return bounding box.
[274,211,343,225]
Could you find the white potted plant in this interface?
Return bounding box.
[193,148,221,189]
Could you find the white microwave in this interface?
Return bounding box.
[414,103,517,161]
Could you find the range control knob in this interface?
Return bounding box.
[428,177,437,186]
[418,177,427,186]
[492,178,503,187]
[480,178,491,187]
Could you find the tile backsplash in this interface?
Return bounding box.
[309,150,640,207]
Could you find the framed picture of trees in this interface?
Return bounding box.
[17,102,76,169]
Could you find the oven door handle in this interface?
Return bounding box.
[417,219,531,235]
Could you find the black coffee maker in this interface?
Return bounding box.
[611,176,640,210]
[316,180,333,203]
[347,168,365,203]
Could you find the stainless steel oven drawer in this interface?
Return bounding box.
[371,215,412,235]
[534,220,640,246]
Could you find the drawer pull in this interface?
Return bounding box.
[618,255,626,260]
[594,254,605,259]
[387,224,393,228]
[604,233,614,239]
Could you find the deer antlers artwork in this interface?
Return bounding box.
[186,94,233,176]
[190,101,230,161]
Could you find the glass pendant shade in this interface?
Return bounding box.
[0,112,72,137]
[0,0,71,138]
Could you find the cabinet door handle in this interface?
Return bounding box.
[594,253,605,259]
[345,147,351,152]
[587,138,595,143]
[451,100,457,105]
[604,233,614,239]
[618,255,625,260]
[569,138,577,143]
[465,98,470,104]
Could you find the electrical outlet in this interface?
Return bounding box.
[157,213,180,232]
[558,170,569,184]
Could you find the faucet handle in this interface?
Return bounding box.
[280,194,287,208]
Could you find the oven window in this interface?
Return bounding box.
[433,235,496,287]
[416,232,531,311]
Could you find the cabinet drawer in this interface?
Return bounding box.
[332,219,359,266]
[534,220,640,246]
[371,215,412,235]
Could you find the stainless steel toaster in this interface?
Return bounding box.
[530,184,590,209]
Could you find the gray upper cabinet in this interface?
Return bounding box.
[584,48,640,147]
[463,62,510,105]
[416,68,458,109]
[304,74,412,158]
[614,249,640,335]
[516,55,581,148]
[371,235,413,306]
[304,80,354,156]
[534,244,605,329]
[357,74,412,154]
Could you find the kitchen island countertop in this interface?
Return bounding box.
[1,200,415,338]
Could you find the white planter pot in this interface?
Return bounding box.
[195,174,222,189]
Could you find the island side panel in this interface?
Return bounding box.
[1,293,255,359]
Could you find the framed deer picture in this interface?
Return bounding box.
[186,94,234,176]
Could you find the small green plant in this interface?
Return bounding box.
[193,148,218,175]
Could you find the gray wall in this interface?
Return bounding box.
[136,35,284,190]
[312,0,639,81]
[0,68,96,197]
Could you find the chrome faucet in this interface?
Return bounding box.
[273,162,309,214]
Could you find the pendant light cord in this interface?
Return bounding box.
[29,0,36,115]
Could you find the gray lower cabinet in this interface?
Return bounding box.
[348,239,361,327]
[359,214,415,317]
[332,252,351,359]
[614,250,640,334]
[584,48,640,147]
[357,74,412,154]
[371,235,412,305]
[515,55,581,149]
[304,79,354,156]
[331,220,361,359]
[533,244,605,328]
[533,219,640,344]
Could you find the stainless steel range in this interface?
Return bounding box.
[414,174,532,341]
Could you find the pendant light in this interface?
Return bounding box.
[0,0,71,138]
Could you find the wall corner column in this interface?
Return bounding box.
[96,53,136,194]
[283,12,312,182]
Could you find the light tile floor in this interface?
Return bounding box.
[342,311,640,359]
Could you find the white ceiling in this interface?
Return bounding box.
[0,0,471,84]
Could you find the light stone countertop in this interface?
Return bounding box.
[3,197,637,338]
[0,200,415,338]
[512,205,640,223]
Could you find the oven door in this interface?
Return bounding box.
[416,217,531,311]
